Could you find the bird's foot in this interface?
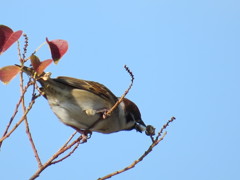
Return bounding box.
[78,129,92,143]
[95,108,109,119]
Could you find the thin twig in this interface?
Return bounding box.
[17,40,23,63]
[106,65,134,116]
[0,95,37,143]
[60,131,78,149]
[23,112,43,167]
[51,140,81,164]
[22,80,42,167]
[0,82,32,148]
[17,36,43,167]
[98,117,176,180]
[21,41,47,62]
[98,132,167,180]
[156,116,175,141]
[31,41,47,56]
[29,133,82,180]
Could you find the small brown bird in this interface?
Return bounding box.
[20,66,149,137]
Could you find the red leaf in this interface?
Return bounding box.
[0,25,13,54]
[0,65,21,84]
[2,31,23,54]
[0,25,22,55]
[30,54,41,71]
[36,59,53,74]
[46,38,68,64]
[30,55,52,75]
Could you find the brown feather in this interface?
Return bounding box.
[54,76,118,103]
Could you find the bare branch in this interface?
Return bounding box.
[60,131,78,149]
[31,41,47,56]
[0,82,32,148]
[98,117,176,180]
[105,65,134,117]
[0,93,37,143]
[98,132,167,180]
[24,114,43,167]
[29,132,82,180]
[51,140,81,164]
[156,116,176,141]
[21,79,42,167]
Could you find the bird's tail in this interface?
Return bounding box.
[15,64,47,79]
[15,64,35,76]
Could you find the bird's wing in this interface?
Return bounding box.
[54,76,118,103]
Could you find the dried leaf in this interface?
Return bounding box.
[46,38,68,64]
[0,65,21,84]
[30,54,41,71]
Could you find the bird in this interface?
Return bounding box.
[19,66,151,139]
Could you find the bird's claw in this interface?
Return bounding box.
[78,130,92,143]
[95,108,109,119]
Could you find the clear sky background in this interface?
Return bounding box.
[0,0,239,179]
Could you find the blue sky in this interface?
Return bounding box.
[0,0,240,179]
